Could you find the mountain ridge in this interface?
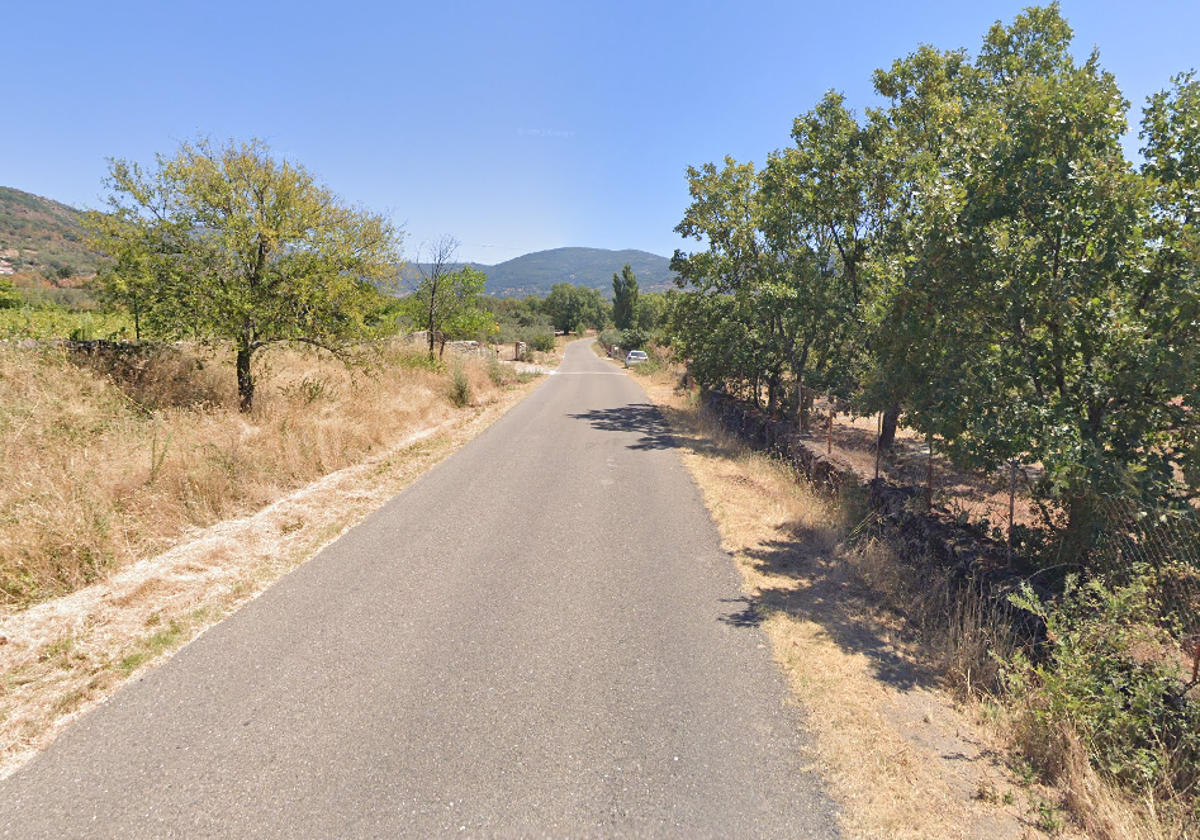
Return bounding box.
[1,186,677,297]
[469,247,676,297]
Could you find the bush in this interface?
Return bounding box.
[1006,570,1200,803]
[0,277,19,309]
[486,354,506,386]
[619,327,651,350]
[525,331,556,353]
[449,365,472,407]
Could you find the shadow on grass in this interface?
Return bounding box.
[707,484,942,694]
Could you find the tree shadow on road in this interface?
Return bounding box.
[568,404,681,451]
[569,403,732,460]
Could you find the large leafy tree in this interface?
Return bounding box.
[866,5,1195,561]
[543,283,608,334]
[760,91,887,427]
[863,43,982,450]
[671,157,782,406]
[1141,72,1200,493]
[86,137,402,411]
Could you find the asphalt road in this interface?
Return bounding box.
[0,340,839,838]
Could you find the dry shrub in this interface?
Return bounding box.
[67,342,229,410]
[1008,710,1197,840]
[847,536,1020,698]
[0,341,512,608]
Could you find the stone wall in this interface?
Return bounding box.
[703,390,1050,610]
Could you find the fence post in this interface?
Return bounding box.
[874,412,881,481]
[926,433,935,510]
[1007,459,1018,565]
[827,395,834,455]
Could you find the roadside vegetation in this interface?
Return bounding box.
[0,340,531,608]
[649,5,1198,835]
[0,135,565,612]
[631,364,1058,838]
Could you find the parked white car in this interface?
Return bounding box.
[625,350,649,367]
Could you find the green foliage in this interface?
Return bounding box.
[0,277,19,309]
[666,4,1200,561]
[0,308,133,341]
[612,263,639,330]
[1007,572,1200,799]
[449,365,472,407]
[85,137,403,411]
[635,291,667,333]
[402,265,494,356]
[526,331,556,353]
[619,328,651,350]
[543,282,609,334]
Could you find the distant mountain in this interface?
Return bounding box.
[0,186,100,280]
[1,186,677,301]
[476,247,677,297]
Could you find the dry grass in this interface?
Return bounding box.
[1004,713,1196,840]
[0,340,532,607]
[630,365,1073,840]
[0,341,548,778]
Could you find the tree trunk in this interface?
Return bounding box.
[236,344,254,413]
[797,376,806,432]
[1061,493,1099,568]
[879,402,901,450]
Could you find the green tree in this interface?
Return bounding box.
[405,235,495,358]
[1141,72,1200,492]
[86,137,402,411]
[866,5,1190,561]
[635,291,666,333]
[544,283,608,334]
[612,263,639,330]
[760,90,887,427]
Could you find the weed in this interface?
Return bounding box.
[486,354,506,387]
[449,365,472,407]
[1036,798,1065,834]
[1006,571,1200,807]
[116,619,187,675]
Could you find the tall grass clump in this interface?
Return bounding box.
[0,340,511,608]
[449,364,472,407]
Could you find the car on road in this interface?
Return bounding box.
[625,350,649,367]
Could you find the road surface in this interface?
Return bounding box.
[0,340,839,838]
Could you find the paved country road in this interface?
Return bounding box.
[0,340,839,838]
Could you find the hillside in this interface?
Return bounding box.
[2,185,676,300]
[477,247,677,297]
[0,186,100,280]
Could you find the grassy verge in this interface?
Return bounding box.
[0,340,534,606]
[0,340,549,777]
[634,359,1200,838]
[631,364,1075,839]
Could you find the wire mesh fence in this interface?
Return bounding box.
[1092,494,1200,684]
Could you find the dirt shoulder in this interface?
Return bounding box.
[631,368,1076,840]
[0,373,546,780]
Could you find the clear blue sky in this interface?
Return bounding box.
[4,1,1197,265]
